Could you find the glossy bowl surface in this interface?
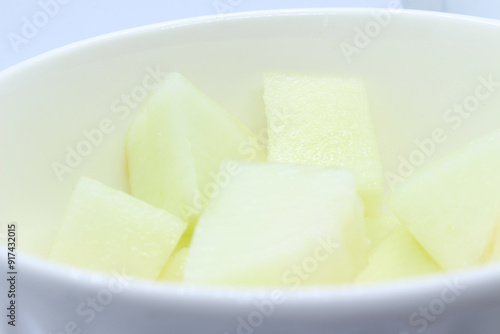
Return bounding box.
[2,8,500,334]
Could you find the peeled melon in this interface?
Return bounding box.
[355,225,441,283]
[126,72,265,228]
[49,177,187,279]
[263,73,384,215]
[365,213,401,248]
[184,162,368,286]
[483,223,500,263]
[158,248,189,282]
[489,243,500,263]
[389,129,500,270]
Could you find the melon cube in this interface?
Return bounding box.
[388,129,500,270]
[483,223,500,264]
[263,73,384,215]
[489,242,500,263]
[365,213,401,248]
[184,162,368,286]
[49,177,187,279]
[126,72,265,227]
[355,226,441,283]
[158,248,189,282]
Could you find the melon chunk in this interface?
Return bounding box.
[366,213,401,248]
[388,129,500,270]
[126,72,265,226]
[482,222,500,263]
[49,177,187,279]
[489,242,500,263]
[184,162,368,286]
[355,226,441,283]
[158,248,189,282]
[263,73,384,215]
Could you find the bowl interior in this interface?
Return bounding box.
[2,9,500,285]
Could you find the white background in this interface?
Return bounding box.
[0,0,499,71]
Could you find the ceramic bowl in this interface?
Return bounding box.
[2,8,500,334]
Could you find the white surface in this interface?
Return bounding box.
[0,0,394,71]
[2,8,500,334]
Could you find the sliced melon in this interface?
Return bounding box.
[366,213,401,248]
[389,129,500,270]
[489,242,500,263]
[158,248,189,282]
[355,225,441,283]
[184,162,368,286]
[263,73,384,215]
[49,177,187,279]
[126,72,265,228]
[483,223,500,264]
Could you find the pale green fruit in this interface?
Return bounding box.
[366,213,401,248]
[355,226,441,283]
[389,129,500,270]
[263,73,384,215]
[184,162,368,286]
[158,248,189,282]
[483,224,500,263]
[49,177,187,279]
[486,242,500,263]
[126,72,265,227]
[489,244,500,263]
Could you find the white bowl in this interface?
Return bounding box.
[2,8,500,334]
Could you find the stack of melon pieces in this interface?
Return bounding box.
[49,72,500,286]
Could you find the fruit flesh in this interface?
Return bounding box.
[158,248,189,282]
[389,129,500,270]
[482,222,500,263]
[489,242,500,263]
[49,70,500,285]
[263,73,384,215]
[126,72,265,228]
[365,213,401,248]
[184,162,368,286]
[49,177,187,279]
[355,225,441,283]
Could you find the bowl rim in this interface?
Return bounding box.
[18,249,500,307]
[4,7,500,307]
[2,6,500,76]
